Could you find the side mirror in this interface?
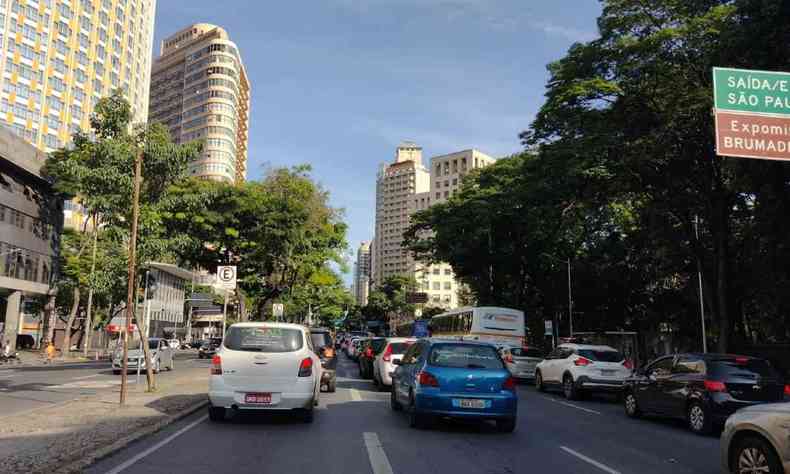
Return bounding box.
[392,359,402,366]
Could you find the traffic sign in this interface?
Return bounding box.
[272,303,284,319]
[216,266,237,289]
[713,67,790,161]
[544,320,553,336]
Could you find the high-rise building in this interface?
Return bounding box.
[148,23,250,183]
[0,0,157,230]
[372,144,495,310]
[0,0,156,149]
[372,142,430,285]
[354,241,371,305]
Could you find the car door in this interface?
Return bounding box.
[394,342,423,404]
[547,347,572,383]
[664,355,704,416]
[637,356,675,413]
[538,348,558,382]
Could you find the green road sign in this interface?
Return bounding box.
[714,67,790,115]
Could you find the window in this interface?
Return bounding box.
[673,357,704,375]
[443,282,452,290]
[645,357,674,378]
[428,344,503,370]
[432,267,440,275]
[401,343,423,365]
[432,282,440,290]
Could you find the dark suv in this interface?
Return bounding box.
[310,328,337,392]
[623,353,786,434]
[358,337,388,379]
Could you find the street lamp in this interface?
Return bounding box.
[542,253,574,338]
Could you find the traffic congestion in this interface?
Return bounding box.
[194,306,790,474]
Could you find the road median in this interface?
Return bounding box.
[0,368,207,474]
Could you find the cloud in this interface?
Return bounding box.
[526,19,597,42]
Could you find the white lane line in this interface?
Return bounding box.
[363,432,394,474]
[350,389,362,401]
[541,396,601,415]
[560,446,621,474]
[103,414,208,474]
[72,374,102,380]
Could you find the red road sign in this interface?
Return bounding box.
[715,110,790,161]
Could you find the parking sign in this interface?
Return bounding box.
[216,266,237,289]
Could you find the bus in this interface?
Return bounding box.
[430,306,525,346]
[393,319,430,338]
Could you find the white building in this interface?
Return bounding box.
[354,241,371,305]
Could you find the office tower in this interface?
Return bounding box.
[354,241,371,305]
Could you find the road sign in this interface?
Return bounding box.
[713,67,790,161]
[216,266,237,289]
[544,320,553,336]
[406,292,428,304]
[272,303,284,319]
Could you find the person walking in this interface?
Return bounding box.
[46,340,56,363]
[2,339,11,358]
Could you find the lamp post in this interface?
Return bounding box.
[543,253,574,338]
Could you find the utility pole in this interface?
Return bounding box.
[83,214,99,357]
[221,290,228,338]
[120,149,143,406]
[695,215,708,353]
[567,258,573,338]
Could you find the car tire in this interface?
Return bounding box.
[687,401,712,435]
[408,393,430,429]
[112,369,121,375]
[535,371,545,392]
[208,405,225,422]
[563,374,579,400]
[327,379,336,393]
[496,418,517,433]
[731,435,782,474]
[301,408,314,424]
[624,391,641,418]
[390,388,402,411]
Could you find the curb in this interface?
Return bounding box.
[54,397,209,474]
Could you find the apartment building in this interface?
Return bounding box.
[148,23,250,183]
[372,142,430,285]
[373,144,495,310]
[354,241,371,305]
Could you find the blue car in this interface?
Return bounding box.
[390,339,518,432]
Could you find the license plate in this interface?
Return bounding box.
[245,393,272,404]
[601,369,616,376]
[456,399,487,409]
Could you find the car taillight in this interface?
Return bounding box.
[210,355,222,375]
[623,359,634,370]
[704,380,727,392]
[365,347,374,358]
[574,357,592,366]
[382,345,393,362]
[784,384,790,396]
[502,376,517,391]
[417,371,439,387]
[504,354,514,364]
[298,357,313,377]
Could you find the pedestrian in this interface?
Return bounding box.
[2,340,11,358]
[46,340,56,363]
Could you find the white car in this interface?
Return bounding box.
[721,402,790,474]
[208,322,321,423]
[112,337,174,374]
[500,346,545,381]
[535,343,632,400]
[347,337,365,359]
[372,338,416,390]
[167,339,180,350]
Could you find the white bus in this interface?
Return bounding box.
[429,306,525,346]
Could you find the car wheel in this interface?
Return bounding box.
[687,401,712,435]
[408,393,430,429]
[731,435,782,474]
[624,392,641,418]
[496,418,517,433]
[327,379,336,393]
[535,371,545,392]
[390,388,402,411]
[208,405,225,422]
[563,374,579,400]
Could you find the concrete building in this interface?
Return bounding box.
[354,241,371,305]
[0,126,63,351]
[372,144,495,310]
[141,262,193,339]
[372,142,430,284]
[148,24,250,183]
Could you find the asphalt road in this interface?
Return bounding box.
[85,353,722,474]
[0,351,204,419]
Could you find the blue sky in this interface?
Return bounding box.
[153,1,602,285]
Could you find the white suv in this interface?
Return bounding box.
[535,343,632,400]
[208,322,321,422]
[372,338,416,390]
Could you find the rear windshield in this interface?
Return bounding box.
[429,344,504,370]
[225,327,303,353]
[311,332,332,348]
[389,342,413,355]
[371,338,388,353]
[577,349,624,362]
[511,348,544,358]
[708,358,781,379]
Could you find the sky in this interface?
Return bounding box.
[153,0,603,285]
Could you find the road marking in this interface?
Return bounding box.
[541,396,601,415]
[104,414,208,474]
[350,389,362,401]
[363,432,394,474]
[560,446,621,474]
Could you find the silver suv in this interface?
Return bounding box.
[721,402,790,474]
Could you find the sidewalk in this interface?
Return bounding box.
[0,349,109,368]
[0,367,208,474]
